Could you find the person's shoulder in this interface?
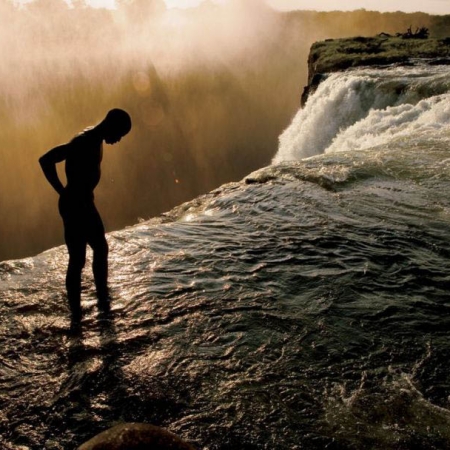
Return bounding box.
[69,127,97,146]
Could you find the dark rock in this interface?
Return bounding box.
[301,73,327,107]
[78,423,196,450]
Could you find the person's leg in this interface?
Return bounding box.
[87,204,109,307]
[59,195,87,321]
[65,239,87,320]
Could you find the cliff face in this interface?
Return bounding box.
[301,35,450,106]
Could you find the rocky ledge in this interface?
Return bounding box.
[301,34,450,105]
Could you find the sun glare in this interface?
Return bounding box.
[85,0,116,8]
[84,0,221,10]
[164,0,201,7]
[163,0,226,9]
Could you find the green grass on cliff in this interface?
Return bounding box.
[309,36,450,78]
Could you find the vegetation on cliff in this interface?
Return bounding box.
[300,33,450,105]
[308,35,450,82]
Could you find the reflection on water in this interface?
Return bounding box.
[2,143,450,448]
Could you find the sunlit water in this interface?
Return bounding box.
[2,65,450,449]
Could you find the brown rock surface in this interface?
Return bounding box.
[78,423,196,450]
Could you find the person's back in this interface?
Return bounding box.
[64,129,103,198]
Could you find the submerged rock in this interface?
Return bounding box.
[78,423,196,450]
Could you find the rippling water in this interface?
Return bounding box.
[2,65,450,449]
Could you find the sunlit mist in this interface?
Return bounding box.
[164,0,226,8]
[86,0,115,8]
[83,0,227,9]
[1,0,448,261]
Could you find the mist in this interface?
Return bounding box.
[0,0,448,261]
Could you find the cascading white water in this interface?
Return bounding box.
[274,65,450,162]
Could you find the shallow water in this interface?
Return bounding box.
[2,65,450,449]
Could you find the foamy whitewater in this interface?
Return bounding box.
[2,64,450,449]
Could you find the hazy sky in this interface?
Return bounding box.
[265,0,450,14]
[162,0,449,14]
[85,0,450,15]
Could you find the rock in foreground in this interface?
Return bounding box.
[78,423,196,450]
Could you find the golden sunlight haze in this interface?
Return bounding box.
[1,0,449,262]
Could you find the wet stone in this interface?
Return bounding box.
[78,422,196,450]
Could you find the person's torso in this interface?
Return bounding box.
[65,128,103,196]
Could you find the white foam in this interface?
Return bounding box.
[274,66,450,163]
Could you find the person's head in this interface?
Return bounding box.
[101,108,132,144]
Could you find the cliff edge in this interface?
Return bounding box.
[302,34,450,105]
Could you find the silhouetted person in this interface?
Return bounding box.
[39,109,132,322]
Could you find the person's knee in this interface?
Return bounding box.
[93,238,108,259]
[68,253,86,271]
[99,238,109,257]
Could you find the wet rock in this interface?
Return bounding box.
[300,73,327,107]
[78,423,196,450]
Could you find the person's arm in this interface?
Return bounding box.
[39,144,69,195]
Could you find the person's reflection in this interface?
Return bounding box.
[96,311,129,424]
[44,328,94,439]
[98,310,123,388]
[64,311,129,446]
